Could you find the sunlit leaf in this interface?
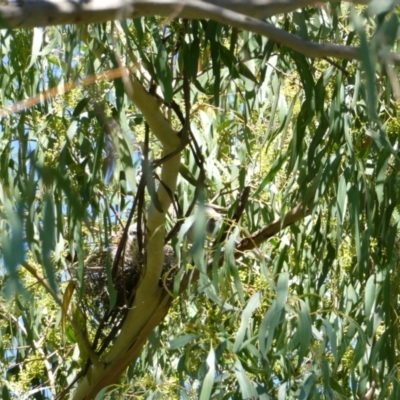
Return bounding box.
[200,346,215,400]
[233,291,263,352]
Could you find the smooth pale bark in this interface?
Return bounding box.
[0,0,369,29]
[72,71,182,399]
[73,292,173,399]
[2,0,398,66]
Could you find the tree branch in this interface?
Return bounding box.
[236,197,314,252]
[178,196,315,294]
[73,291,173,399]
[1,0,398,66]
[0,0,369,30]
[72,70,183,399]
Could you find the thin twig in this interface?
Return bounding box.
[212,186,251,247]
[21,261,62,306]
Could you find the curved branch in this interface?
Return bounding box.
[1,0,398,66]
[73,291,173,399]
[105,76,180,353]
[0,0,368,29]
[177,196,315,296]
[72,72,182,399]
[236,197,314,252]
[125,76,180,292]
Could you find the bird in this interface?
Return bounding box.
[186,203,224,243]
[159,242,176,288]
[117,225,142,270]
[107,225,144,311]
[203,204,224,237]
[119,224,176,288]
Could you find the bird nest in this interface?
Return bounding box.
[70,243,176,328]
[72,248,142,326]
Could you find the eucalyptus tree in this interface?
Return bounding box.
[1,1,400,399]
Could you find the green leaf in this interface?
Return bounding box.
[329,377,347,396]
[151,19,173,102]
[375,151,389,204]
[206,21,221,107]
[293,12,309,40]
[27,27,43,69]
[226,228,244,302]
[238,62,258,84]
[94,388,109,400]
[254,151,288,196]
[133,18,144,43]
[299,373,316,400]
[2,199,25,298]
[2,383,11,400]
[200,346,215,400]
[353,11,378,120]
[170,334,201,350]
[297,300,312,367]
[380,12,399,47]
[366,128,400,162]
[42,191,57,296]
[368,0,396,16]
[233,291,263,352]
[259,272,289,356]
[337,174,347,224]
[233,359,258,398]
[186,22,200,79]
[365,275,376,318]
[67,120,78,142]
[323,319,338,368]
[72,98,90,117]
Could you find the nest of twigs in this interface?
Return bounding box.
[70,243,177,328]
[69,248,141,327]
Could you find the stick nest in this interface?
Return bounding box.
[70,244,176,327]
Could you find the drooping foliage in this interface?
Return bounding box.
[1,3,400,399]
